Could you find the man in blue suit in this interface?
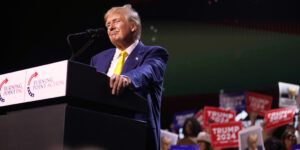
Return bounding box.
[90,4,169,150]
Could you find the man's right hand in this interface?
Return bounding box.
[109,74,131,95]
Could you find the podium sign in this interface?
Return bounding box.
[0,70,25,106]
[0,60,68,107]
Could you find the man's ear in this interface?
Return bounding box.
[131,27,136,32]
[131,24,137,32]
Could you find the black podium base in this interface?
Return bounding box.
[0,103,147,150]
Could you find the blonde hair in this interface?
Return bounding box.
[104,4,142,40]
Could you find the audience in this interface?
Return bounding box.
[196,131,211,150]
[177,117,201,145]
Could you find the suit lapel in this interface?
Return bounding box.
[122,42,144,73]
[101,49,115,73]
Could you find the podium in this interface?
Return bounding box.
[0,60,148,150]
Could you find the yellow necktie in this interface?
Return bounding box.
[114,50,128,75]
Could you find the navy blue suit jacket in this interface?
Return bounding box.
[90,42,169,150]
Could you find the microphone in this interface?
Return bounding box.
[66,27,105,61]
[69,28,105,38]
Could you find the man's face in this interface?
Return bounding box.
[105,13,133,47]
[248,136,258,149]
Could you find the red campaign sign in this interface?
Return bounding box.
[264,107,296,130]
[246,92,273,116]
[203,106,236,128]
[210,122,242,148]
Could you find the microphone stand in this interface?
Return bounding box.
[67,32,98,61]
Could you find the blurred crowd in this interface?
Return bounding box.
[161,111,300,150]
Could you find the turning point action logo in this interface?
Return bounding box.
[0,78,8,102]
[27,72,38,97]
[26,71,65,98]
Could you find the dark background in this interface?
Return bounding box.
[2,0,300,129]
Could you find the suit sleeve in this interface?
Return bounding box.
[122,47,169,91]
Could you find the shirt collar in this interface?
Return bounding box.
[115,40,139,56]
